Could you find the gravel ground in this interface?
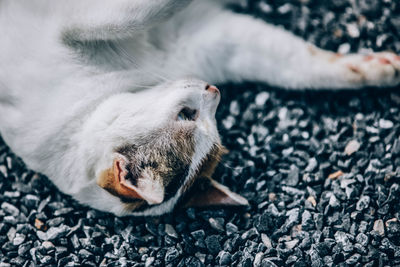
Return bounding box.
[1,0,400,266]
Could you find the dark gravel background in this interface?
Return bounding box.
[1,0,400,266]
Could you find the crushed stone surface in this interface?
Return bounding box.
[1,0,400,266]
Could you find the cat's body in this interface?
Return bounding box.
[1,0,399,216]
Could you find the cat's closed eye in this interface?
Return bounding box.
[177,107,198,121]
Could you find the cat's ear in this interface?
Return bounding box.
[98,155,164,205]
[184,178,248,207]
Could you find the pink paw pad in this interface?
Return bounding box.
[363,55,374,61]
[379,58,391,65]
[347,64,360,74]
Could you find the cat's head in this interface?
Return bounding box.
[85,79,247,216]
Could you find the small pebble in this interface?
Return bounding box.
[209,218,225,233]
[165,224,178,239]
[328,170,344,180]
[373,219,385,236]
[345,140,360,155]
[218,251,232,266]
[261,234,273,249]
[356,195,370,211]
[255,92,270,106]
[379,119,393,129]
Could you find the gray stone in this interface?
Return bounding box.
[218,251,232,266]
[165,247,180,263]
[356,195,370,211]
[305,158,318,172]
[37,225,69,241]
[379,119,393,129]
[345,140,360,155]
[373,219,385,236]
[165,224,178,239]
[205,235,221,255]
[1,203,19,217]
[209,218,224,232]
[355,233,369,246]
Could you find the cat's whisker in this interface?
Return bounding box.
[219,161,239,170]
[128,83,156,89]
[114,41,174,84]
[134,62,172,84]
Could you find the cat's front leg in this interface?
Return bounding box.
[170,8,400,90]
[319,50,400,88]
[290,46,400,89]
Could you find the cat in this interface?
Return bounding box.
[0,0,399,216]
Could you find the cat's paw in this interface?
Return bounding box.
[339,52,400,87]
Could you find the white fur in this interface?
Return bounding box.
[0,0,399,215]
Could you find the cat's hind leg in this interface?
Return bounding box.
[170,7,400,90]
[60,0,193,42]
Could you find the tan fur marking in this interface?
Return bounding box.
[307,45,317,56]
[97,168,116,192]
[98,166,146,212]
[97,163,142,200]
[329,53,343,62]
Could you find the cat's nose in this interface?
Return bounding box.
[205,84,220,94]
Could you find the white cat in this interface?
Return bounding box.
[0,0,399,216]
